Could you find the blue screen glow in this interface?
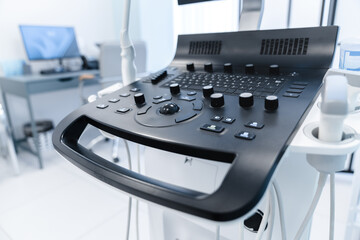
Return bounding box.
[19,25,81,60]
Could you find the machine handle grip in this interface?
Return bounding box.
[53,114,263,221]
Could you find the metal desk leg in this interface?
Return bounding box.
[1,92,17,152]
[26,95,44,169]
[6,127,20,175]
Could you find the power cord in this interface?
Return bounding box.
[294,172,328,240]
[135,144,141,240]
[266,186,276,239]
[273,180,287,240]
[329,173,335,240]
[216,225,220,240]
[255,191,270,240]
[123,139,132,240]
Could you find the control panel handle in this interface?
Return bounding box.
[53,113,264,221]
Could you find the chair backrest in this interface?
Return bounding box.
[99,41,147,80]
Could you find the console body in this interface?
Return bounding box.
[52,26,338,222]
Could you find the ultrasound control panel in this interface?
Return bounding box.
[53,26,338,221]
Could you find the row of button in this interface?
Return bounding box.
[200,124,256,140]
[283,81,308,98]
[96,91,133,109]
[211,115,235,124]
[186,62,280,76]
[211,116,264,129]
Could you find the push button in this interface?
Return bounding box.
[222,117,235,124]
[153,95,162,100]
[200,124,224,133]
[211,116,223,121]
[130,88,140,92]
[108,98,120,103]
[293,81,308,86]
[286,89,302,94]
[178,95,196,102]
[235,131,256,140]
[245,121,264,129]
[116,107,131,113]
[289,85,305,90]
[283,93,300,98]
[187,91,197,96]
[192,101,203,111]
[96,104,108,109]
[153,96,172,104]
[175,112,197,123]
[120,93,130,97]
[137,106,152,115]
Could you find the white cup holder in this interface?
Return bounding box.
[303,122,357,173]
[303,122,356,145]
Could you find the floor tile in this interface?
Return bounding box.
[0,170,128,240]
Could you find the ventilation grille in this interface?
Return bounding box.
[188,41,222,55]
[260,38,309,56]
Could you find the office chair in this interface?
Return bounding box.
[78,41,147,162]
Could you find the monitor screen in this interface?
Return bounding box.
[19,25,81,61]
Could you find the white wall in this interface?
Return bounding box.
[0,0,122,138]
[0,0,120,60]
[136,0,175,72]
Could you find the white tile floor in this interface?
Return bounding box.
[0,142,356,240]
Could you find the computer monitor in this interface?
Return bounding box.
[19,25,82,74]
[19,25,80,61]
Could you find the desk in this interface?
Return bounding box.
[0,70,99,169]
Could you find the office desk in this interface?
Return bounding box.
[0,70,100,169]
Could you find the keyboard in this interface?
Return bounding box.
[40,68,80,75]
[161,72,287,98]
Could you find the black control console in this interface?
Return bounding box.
[53,27,338,221]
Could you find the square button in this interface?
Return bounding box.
[116,107,131,113]
[222,117,235,124]
[200,124,224,133]
[245,121,264,129]
[96,104,108,109]
[235,131,256,140]
[211,116,223,121]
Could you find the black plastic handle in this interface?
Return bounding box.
[53,112,268,221]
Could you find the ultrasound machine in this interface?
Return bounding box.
[52,0,360,239]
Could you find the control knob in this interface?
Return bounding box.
[269,64,280,75]
[203,85,214,98]
[186,63,195,71]
[204,62,213,72]
[239,92,254,108]
[245,64,255,74]
[134,93,146,105]
[170,83,181,95]
[210,93,225,108]
[224,63,233,73]
[265,95,279,111]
